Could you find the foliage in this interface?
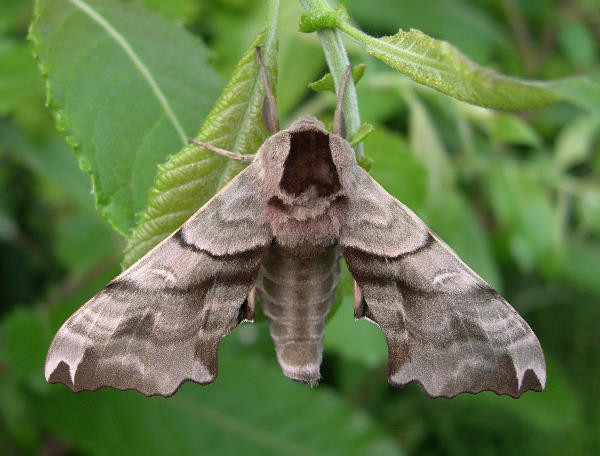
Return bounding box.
[30,0,223,236]
[1,0,599,455]
[300,4,600,113]
[123,3,278,267]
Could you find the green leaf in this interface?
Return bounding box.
[538,77,600,118]
[488,114,542,148]
[404,96,501,287]
[206,1,323,119]
[38,339,402,456]
[141,0,202,24]
[406,93,453,203]
[309,64,366,93]
[456,103,543,149]
[0,376,42,454]
[0,39,44,116]
[365,126,427,211]
[341,25,562,110]
[0,39,48,133]
[0,121,97,208]
[29,0,223,236]
[428,190,502,291]
[0,206,17,242]
[122,2,279,267]
[558,20,597,70]
[355,68,405,124]
[302,9,600,114]
[484,159,557,272]
[554,116,600,169]
[560,237,600,295]
[325,264,388,368]
[1,307,51,393]
[575,183,600,238]
[0,0,33,36]
[55,212,117,270]
[356,153,374,170]
[276,0,326,117]
[348,122,374,146]
[345,0,512,65]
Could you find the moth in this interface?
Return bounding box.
[45,48,546,398]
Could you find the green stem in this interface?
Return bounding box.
[299,0,364,159]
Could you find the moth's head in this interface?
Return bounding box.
[257,115,357,202]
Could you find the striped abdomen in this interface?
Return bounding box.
[255,242,340,384]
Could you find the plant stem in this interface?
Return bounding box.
[299,0,364,159]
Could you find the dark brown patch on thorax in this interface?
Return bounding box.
[280,129,341,197]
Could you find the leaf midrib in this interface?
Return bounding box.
[67,0,187,144]
[339,22,550,91]
[346,26,465,79]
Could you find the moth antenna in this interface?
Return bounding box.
[188,138,255,162]
[333,65,352,137]
[256,46,280,134]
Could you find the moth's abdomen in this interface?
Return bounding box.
[256,243,340,385]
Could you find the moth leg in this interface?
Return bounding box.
[188,138,255,162]
[333,65,352,138]
[244,287,256,322]
[256,46,280,134]
[353,280,365,319]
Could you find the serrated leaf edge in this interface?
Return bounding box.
[122,1,280,267]
[332,19,563,110]
[28,0,193,237]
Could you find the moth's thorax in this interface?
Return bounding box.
[256,116,358,250]
[266,194,347,251]
[279,126,341,198]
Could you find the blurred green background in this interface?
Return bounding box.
[1,0,599,454]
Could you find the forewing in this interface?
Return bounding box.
[45,164,271,397]
[340,168,546,398]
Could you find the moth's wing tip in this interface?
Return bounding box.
[45,359,76,390]
[43,361,53,383]
[513,338,547,393]
[532,347,548,389]
[44,356,218,397]
[44,371,218,398]
[517,367,546,395]
[137,375,218,398]
[388,366,546,399]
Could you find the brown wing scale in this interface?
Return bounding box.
[340,167,546,398]
[45,164,271,397]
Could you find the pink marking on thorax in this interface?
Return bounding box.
[266,196,347,248]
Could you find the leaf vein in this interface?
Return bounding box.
[67,0,187,144]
